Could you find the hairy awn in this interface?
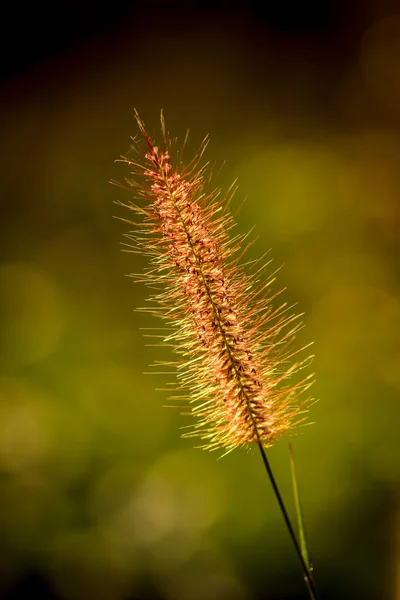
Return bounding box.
[115,111,314,455]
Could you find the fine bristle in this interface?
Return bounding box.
[117,112,314,454]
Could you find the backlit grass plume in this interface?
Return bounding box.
[116,111,314,455]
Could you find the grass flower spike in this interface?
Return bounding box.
[116,111,314,455]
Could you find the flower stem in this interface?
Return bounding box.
[256,441,320,600]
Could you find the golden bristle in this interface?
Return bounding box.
[116,112,314,454]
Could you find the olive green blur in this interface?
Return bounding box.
[0,5,399,599]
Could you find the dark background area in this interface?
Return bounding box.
[1,1,400,599]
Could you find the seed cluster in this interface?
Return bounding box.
[118,113,313,453]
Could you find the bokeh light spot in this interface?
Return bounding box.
[0,262,64,368]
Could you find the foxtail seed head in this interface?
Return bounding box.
[116,111,314,454]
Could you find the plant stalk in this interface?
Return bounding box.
[257,441,319,600]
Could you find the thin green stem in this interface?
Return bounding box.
[256,441,320,600]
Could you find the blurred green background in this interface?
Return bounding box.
[1,1,400,598]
